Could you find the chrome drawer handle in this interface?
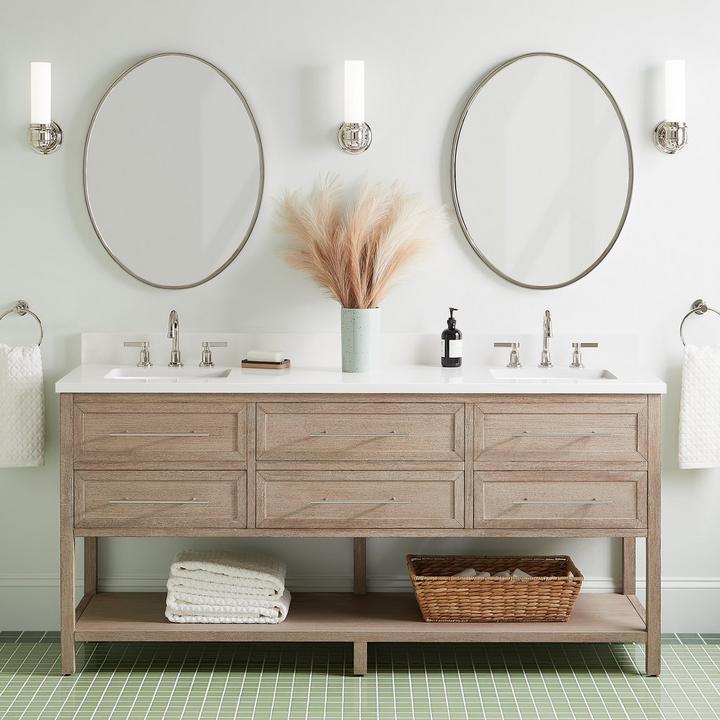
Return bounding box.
[310,497,410,505]
[108,431,210,438]
[512,498,613,505]
[513,431,612,438]
[109,498,209,505]
[309,431,407,438]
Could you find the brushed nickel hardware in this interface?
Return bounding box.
[0,300,43,346]
[109,498,209,505]
[309,431,407,438]
[513,431,611,438]
[539,310,553,368]
[108,431,210,438]
[29,122,63,154]
[512,498,613,505]
[310,498,409,505]
[338,122,372,154]
[123,341,152,368]
[199,341,228,368]
[679,299,720,346]
[570,342,599,369]
[167,310,182,367]
[29,62,62,154]
[494,341,522,368]
[654,121,687,154]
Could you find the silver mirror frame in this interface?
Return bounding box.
[450,52,634,290]
[83,52,265,290]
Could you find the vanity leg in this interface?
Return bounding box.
[353,640,367,675]
[84,537,98,596]
[622,537,636,595]
[353,538,367,595]
[646,394,662,676]
[60,394,76,675]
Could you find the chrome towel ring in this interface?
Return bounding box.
[0,300,43,346]
[679,298,720,347]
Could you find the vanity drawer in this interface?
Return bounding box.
[73,398,247,467]
[256,470,464,529]
[74,470,247,528]
[256,402,464,462]
[474,471,647,529]
[474,399,647,468]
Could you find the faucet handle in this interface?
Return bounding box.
[124,341,152,368]
[494,341,522,368]
[199,341,228,368]
[570,341,598,369]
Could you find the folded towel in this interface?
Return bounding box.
[165,589,291,624]
[0,344,44,467]
[169,551,286,596]
[451,568,476,578]
[679,344,720,468]
[166,576,279,598]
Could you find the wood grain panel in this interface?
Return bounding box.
[257,402,464,462]
[74,470,246,528]
[256,470,464,529]
[474,471,646,529]
[74,399,247,468]
[474,398,647,468]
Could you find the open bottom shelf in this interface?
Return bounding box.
[75,592,647,644]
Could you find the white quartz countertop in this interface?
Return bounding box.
[55,364,667,395]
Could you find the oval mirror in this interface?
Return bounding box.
[451,53,632,289]
[84,53,264,289]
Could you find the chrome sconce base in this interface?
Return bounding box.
[28,122,62,154]
[654,120,687,154]
[337,122,372,154]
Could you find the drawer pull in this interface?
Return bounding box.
[309,431,407,438]
[513,431,612,438]
[108,431,211,438]
[310,497,410,505]
[108,498,210,505]
[512,498,613,505]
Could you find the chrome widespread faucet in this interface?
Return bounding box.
[539,309,553,368]
[167,310,182,368]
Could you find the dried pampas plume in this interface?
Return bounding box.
[278,176,445,309]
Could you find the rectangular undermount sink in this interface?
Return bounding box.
[104,367,232,382]
[490,367,617,382]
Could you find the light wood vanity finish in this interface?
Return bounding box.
[60,392,661,677]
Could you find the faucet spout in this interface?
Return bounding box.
[539,309,553,368]
[167,310,182,368]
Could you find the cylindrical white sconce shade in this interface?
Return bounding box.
[31,62,52,125]
[665,59,686,122]
[344,61,365,124]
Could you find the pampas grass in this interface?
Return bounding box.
[278,177,445,309]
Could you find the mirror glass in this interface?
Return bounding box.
[452,53,632,289]
[84,53,263,289]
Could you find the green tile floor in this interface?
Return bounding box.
[1,635,719,719]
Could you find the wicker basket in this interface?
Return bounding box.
[407,555,583,623]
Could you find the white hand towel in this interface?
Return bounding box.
[0,344,44,467]
[166,576,279,598]
[169,551,286,596]
[165,589,291,624]
[679,345,720,468]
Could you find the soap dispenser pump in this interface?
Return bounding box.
[441,307,462,368]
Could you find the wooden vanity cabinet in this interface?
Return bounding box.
[60,393,661,678]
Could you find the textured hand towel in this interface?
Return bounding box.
[165,589,291,624]
[169,551,286,596]
[679,345,720,468]
[0,344,44,467]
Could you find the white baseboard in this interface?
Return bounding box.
[2,574,719,631]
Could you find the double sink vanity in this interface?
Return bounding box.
[56,328,665,677]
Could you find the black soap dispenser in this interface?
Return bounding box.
[441,307,462,367]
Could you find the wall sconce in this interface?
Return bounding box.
[654,59,687,154]
[337,60,372,154]
[29,62,62,154]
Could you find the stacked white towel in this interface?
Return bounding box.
[165,551,291,624]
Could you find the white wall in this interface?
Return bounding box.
[1,0,719,631]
